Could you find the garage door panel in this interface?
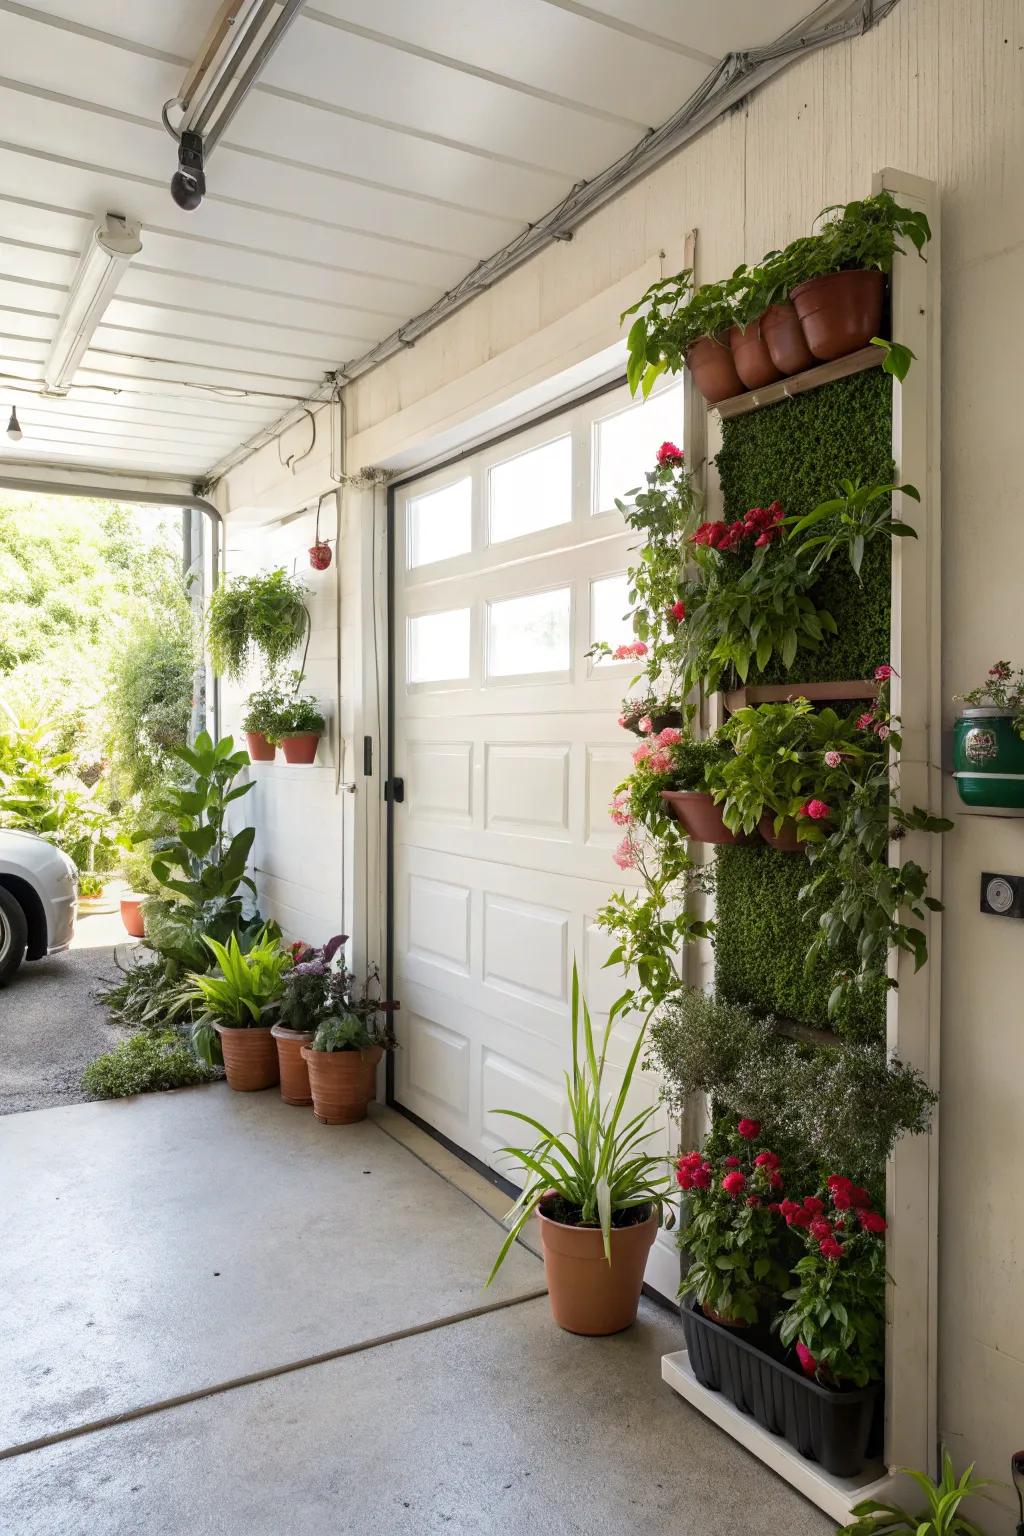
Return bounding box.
[404,1013,472,1118]
[482,893,569,1011]
[405,740,474,825]
[483,742,571,840]
[407,874,472,976]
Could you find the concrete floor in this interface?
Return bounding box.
[0,1087,834,1536]
[0,904,133,1115]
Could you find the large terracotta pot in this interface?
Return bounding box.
[790,269,885,362]
[271,1024,314,1106]
[660,790,756,846]
[757,814,805,854]
[281,733,320,765]
[301,1043,383,1125]
[758,301,815,375]
[214,1023,280,1092]
[245,731,276,762]
[685,334,743,405]
[538,1202,657,1336]
[728,320,781,390]
[120,894,146,939]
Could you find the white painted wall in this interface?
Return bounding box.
[214,0,1024,1520]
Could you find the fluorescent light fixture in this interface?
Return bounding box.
[43,215,142,397]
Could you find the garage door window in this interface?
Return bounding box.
[593,381,683,514]
[488,434,572,545]
[407,476,472,568]
[486,587,571,678]
[589,573,632,662]
[408,607,471,683]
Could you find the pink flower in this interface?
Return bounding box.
[612,836,637,871]
[801,799,831,820]
[648,750,674,773]
[737,1118,760,1141]
[874,663,894,681]
[656,727,683,745]
[824,750,842,768]
[690,1164,712,1191]
[616,714,627,729]
[631,743,650,765]
[819,1237,845,1261]
[609,792,631,827]
[638,715,653,734]
[612,641,648,661]
[875,724,890,741]
[724,1155,741,1168]
[722,1171,746,1196]
[795,1342,818,1378]
[656,441,684,465]
[857,712,875,730]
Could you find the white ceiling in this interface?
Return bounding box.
[0,0,822,484]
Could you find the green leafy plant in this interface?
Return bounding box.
[676,1117,790,1325]
[144,732,256,921]
[0,717,118,874]
[777,1176,888,1387]
[870,336,916,382]
[272,692,325,738]
[78,872,104,898]
[622,268,746,399]
[839,1450,992,1536]
[788,477,919,580]
[486,962,673,1281]
[242,680,291,736]
[206,569,308,681]
[309,1012,376,1052]
[707,701,863,840]
[186,927,290,1029]
[83,1030,218,1099]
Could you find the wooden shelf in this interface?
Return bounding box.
[712,345,885,421]
[722,679,876,714]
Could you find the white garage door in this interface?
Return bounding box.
[390,380,683,1298]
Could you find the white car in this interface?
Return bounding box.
[0,829,78,986]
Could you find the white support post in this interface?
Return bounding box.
[878,168,943,1476]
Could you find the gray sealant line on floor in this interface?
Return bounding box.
[0,1285,549,1464]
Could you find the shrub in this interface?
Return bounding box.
[82,1031,217,1098]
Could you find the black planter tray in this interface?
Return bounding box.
[680,1301,880,1478]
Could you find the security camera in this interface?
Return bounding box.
[171,130,206,211]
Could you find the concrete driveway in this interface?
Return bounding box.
[0,1088,833,1536]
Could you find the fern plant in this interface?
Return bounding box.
[207,569,308,680]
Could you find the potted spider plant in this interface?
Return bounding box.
[187,928,292,1092]
[486,962,671,1335]
[952,661,1024,808]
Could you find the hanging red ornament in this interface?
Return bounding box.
[309,540,332,570]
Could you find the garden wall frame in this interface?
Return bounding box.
[665,169,942,1520]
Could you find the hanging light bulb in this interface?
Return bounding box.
[6,406,22,442]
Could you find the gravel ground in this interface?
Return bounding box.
[0,905,138,1116]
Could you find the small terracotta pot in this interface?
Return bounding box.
[271,1024,314,1106]
[790,269,885,362]
[759,301,815,375]
[660,790,757,846]
[685,334,743,405]
[757,814,805,854]
[538,1203,657,1336]
[281,733,320,765]
[245,731,276,762]
[301,1044,383,1124]
[120,894,146,939]
[215,1023,280,1092]
[728,320,782,390]
[702,1303,749,1329]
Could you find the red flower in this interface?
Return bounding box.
[826,1176,853,1193]
[874,663,894,681]
[737,1118,760,1141]
[769,1170,784,1190]
[724,1156,741,1168]
[803,1196,825,1215]
[768,1202,782,1214]
[722,1171,746,1196]
[831,1190,852,1211]
[809,1217,833,1240]
[790,1208,812,1229]
[745,1195,761,1208]
[859,1210,887,1234]
[754,1151,780,1170]
[669,599,686,623]
[795,1341,818,1378]
[656,441,684,465]
[856,711,875,730]
[801,798,831,820]
[819,1237,845,1261]
[691,1164,712,1190]
[676,1165,693,1190]
[850,1185,872,1209]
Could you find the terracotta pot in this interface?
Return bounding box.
[759,301,815,375]
[215,1023,280,1092]
[120,894,146,939]
[757,813,805,854]
[660,790,757,846]
[301,1044,383,1124]
[685,334,743,405]
[728,320,781,390]
[245,731,276,762]
[538,1202,657,1335]
[271,1024,314,1106]
[281,733,320,765]
[701,1303,749,1329]
[790,269,885,362]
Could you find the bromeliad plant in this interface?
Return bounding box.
[676,1117,790,1326]
[838,1450,993,1536]
[486,962,673,1282]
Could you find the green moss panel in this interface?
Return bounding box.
[714,842,887,1042]
[715,368,894,685]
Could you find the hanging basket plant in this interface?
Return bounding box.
[206,569,309,681]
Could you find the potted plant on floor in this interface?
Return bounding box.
[273,691,326,765]
[300,961,391,1124]
[272,933,346,1106]
[206,568,308,682]
[241,681,288,762]
[486,962,672,1335]
[187,927,292,1091]
[952,660,1024,808]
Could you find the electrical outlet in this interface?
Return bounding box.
[980,872,1024,919]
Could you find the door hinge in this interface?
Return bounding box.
[384,776,405,804]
